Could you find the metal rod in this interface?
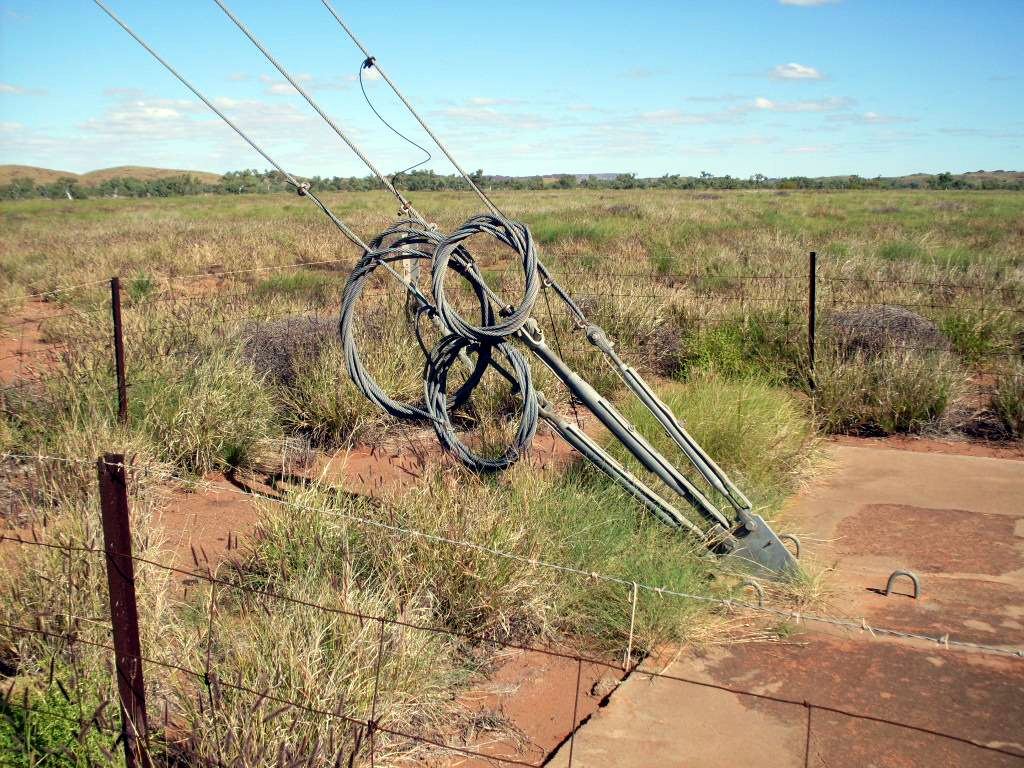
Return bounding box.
[97,453,149,768]
[110,277,128,425]
[808,251,817,389]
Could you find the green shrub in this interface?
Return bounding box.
[131,349,280,473]
[877,241,925,262]
[940,310,1020,363]
[127,269,155,303]
[992,361,1024,440]
[813,347,965,434]
[675,310,806,385]
[613,373,816,513]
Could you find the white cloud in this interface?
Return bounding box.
[0,83,45,95]
[462,97,523,107]
[754,96,851,112]
[353,67,381,82]
[771,62,825,80]
[639,106,747,125]
[259,73,354,95]
[433,105,554,132]
[621,67,665,79]
[827,111,915,125]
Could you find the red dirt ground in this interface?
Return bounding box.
[0,300,68,385]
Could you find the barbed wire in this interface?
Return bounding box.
[3,455,1022,659]
[2,556,1022,764]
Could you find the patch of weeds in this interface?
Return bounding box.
[812,346,966,435]
[613,373,817,513]
[823,242,850,259]
[929,247,974,270]
[876,241,924,262]
[254,270,334,301]
[527,215,624,245]
[675,310,805,385]
[992,361,1024,440]
[0,676,119,767]
[939,310,1018,364]
[131,348,281,473]
[650,242,675,277]
[277,343,377,447]
[127,269,155,303]
[772,621,797,640]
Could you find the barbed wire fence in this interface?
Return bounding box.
[3,252,1021,416]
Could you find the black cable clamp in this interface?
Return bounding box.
[362,56,376,70]
[296,182,311,197]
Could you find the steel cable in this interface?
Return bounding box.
[340,241,491,421]
[424,334,538,472]
[432,214,540,343]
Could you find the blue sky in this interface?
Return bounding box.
[0,1,1021,178]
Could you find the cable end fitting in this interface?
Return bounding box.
[586,324,615,354]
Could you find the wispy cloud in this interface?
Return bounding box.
[0,83,46,96]
[227,73,250,83]
[465,97,522,107]
[259,73,354,94]
[786,144,834,153]
[770,62,825,80]
[827,111,915,125]
[621,67,665,79]
[939,127,1024,139]
[754,96,851,112]
[639,106,748,125]
[688,93,747,103]
[432,105,555,132]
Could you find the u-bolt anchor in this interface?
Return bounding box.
[780,533,801,559]
[741,578,766,608]
[884,570,920,599]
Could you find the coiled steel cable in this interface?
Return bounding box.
[432,214,541,343]
[424,334,538,472]
[340,232,492,421]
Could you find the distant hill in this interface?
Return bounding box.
[0,165,223,186]
[2,162,1024,190]
[0,165,82,186]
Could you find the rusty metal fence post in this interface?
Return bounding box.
[807,252,817,390]
[110,277,128,425]
[98,453,149,767]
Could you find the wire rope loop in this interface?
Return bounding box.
[340,244,492,421]
[432,214,540,343]
[423,334,539,472]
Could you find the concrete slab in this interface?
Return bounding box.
[548,444,1024,767]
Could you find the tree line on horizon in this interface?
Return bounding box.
[2,167,1021,200]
